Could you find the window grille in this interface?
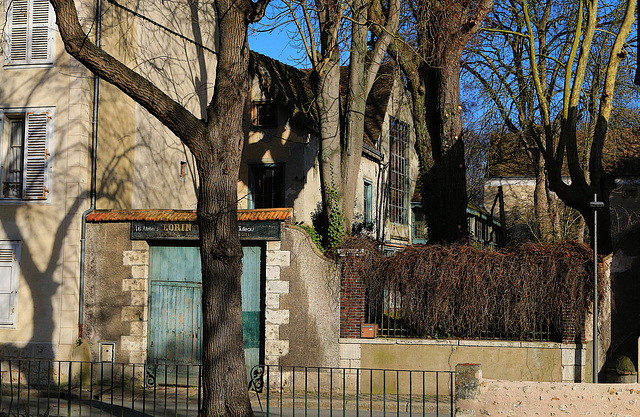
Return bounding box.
[389,118,408,224]
[252,102,277,127]
[251,165,284,209]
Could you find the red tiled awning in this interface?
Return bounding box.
[86,208,292,222]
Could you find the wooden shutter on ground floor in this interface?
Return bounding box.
[0,242,18,326]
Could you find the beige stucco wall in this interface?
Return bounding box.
[83,222,148,364]
[279,226,339,367]
[0,0,218,361]
[239,79,322,225]
[131,1,217,210]
[91,1,218,210]
[0,6,92,359]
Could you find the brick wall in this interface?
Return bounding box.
[340,253,366,338]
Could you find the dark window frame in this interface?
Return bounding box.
[251,101,277,127]
[249,164,285,209]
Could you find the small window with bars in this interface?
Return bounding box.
[252,101,277,127]
[250,165,284,209]
[389,117,408,224]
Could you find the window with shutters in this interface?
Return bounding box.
[5,0,55,67]
[0,109,53,201]
[0,241,20,328]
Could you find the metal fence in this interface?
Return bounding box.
[0,360,454,417]
[252,365,454,417]
[366,285,559,342]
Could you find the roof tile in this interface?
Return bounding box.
[86,208,292,222]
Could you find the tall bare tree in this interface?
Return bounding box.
[465,0,636,246]
[49,0,269,415]
[274,0,399,246]
[374,0,494,243]
[474,0,637,254]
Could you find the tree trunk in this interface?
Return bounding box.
[420,56,468,243]
[340,0,368,233]
[533,150,553,241]
[198,2,253,414]
[314,57,343,246]
[384,0,492,244]
[199,162,250,417]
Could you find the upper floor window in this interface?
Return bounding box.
[252,101,277,127]
[250,164,284,209]
[0,109,53,201]
[5,0,55,67]
[389,117,408,224]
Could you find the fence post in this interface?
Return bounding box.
[454,363,482,416]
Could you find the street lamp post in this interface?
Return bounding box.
[589,193,604,383]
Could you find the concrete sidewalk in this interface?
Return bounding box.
[0,387,452,417]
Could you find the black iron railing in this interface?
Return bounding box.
[251,365,454,417]
[0,360,454,416]
[366,285,559,342]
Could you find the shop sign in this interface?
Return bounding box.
[131,221,281,241]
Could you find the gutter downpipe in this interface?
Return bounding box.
[78,0,101,339]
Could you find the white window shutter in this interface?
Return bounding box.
[23,111,50,200]
[7,0,29,65]
[0,243,18,326]
[30,0,52,63]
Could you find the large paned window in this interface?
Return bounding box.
[0,109,53,201]
[5,0,55,67]
[0,241,20,328]
[250,165,284,209]
[389,117,408,224]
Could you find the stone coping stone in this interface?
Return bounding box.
[339,338,566,349]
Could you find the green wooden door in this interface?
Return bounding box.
[147,244,263,385]
[147,245,202,385]
[241,245,262,382]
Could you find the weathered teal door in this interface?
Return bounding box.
[147,244,262,385]
[241,245,262,382]
[147,245,202,385]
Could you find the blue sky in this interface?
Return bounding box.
[249,29,300,66]
[248,3,307,68]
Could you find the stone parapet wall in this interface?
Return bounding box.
[341,338,587,383]
[455,363,640,416]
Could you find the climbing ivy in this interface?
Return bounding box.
[324,166,345,251]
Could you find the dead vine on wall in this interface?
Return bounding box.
[341,239,604,341]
